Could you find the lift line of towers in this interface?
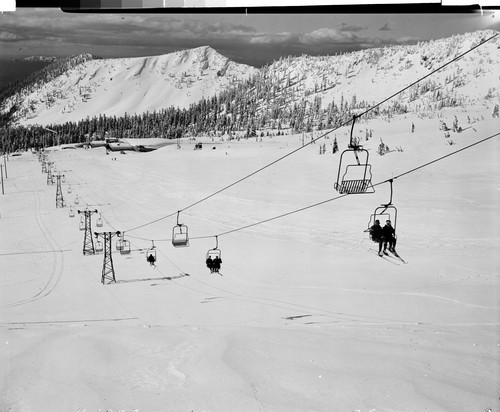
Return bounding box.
[36,115,396,284]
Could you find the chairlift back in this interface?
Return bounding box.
[368,205,397,233]
[206,248,221,260]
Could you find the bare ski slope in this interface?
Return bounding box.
[1,108,499,411]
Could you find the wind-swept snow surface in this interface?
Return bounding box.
[1,109,499,411]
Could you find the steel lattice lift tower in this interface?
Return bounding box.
[95,231,121,284]
[55,174,65,208]
[78,209,98,255]
[47,166,53,185]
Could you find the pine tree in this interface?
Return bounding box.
[332,137,338,154]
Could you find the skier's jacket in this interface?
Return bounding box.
[382,224,396,241]
[369,224,382,242]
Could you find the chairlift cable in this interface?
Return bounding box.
[204,130,500,240]
[121,131,499,245]
[121,33,498,235]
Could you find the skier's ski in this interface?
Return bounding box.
[369,249,400,265]
[387,249,407,264]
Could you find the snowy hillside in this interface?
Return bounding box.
[258,29,499,116]
[2,30,499,130]
[3,46,258,126]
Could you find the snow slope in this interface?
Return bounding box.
[1,107,499,411]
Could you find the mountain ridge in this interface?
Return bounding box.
[1,30,498,130]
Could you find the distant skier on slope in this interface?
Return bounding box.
[369,219,384,256]
[382,220,397,254]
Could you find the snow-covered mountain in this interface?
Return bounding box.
[2,30,499,128]
[4,46,258,126]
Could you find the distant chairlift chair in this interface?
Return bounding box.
[172,211,189,247]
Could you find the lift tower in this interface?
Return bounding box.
[78,208,98,255]
[94,231,121,284]
[55,174,65,208]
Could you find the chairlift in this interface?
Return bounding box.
[334,115,374,194]
[67,185,72,194]
[120,239,131,255]
[62,175,66,183]
[96,213,103,228]
[366,179,398,238]
[95,234,103,253]
[206,236,221,261]
[116,233,124,251]
[74,196,79,205]
[146,241,157,265]
[79,216,85,231]
[172,211,189,247]
[206,236,222,273]
[69,207,75,218]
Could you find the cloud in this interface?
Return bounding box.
[0,31,22,41]
[379,23,391,31]
[299,28,358,44]
[396,35,422,43]
[338,23,366,32]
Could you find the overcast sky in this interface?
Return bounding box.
[1,8,498,66]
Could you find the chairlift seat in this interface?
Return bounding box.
[95,240,103,253]
[116,239,124,251]
[172,225,189,247]
[120,240,131,254]
[335,163,374,194]
[172,233,189,247]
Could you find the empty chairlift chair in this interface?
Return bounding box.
[79,215,85,231]
[120,238,131,255]
[69,206,75,218]
[116,235,124,252]
[334,115,375,195]
[172,212,189,247]
[95,234,103,254]
[96,213,103,228]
